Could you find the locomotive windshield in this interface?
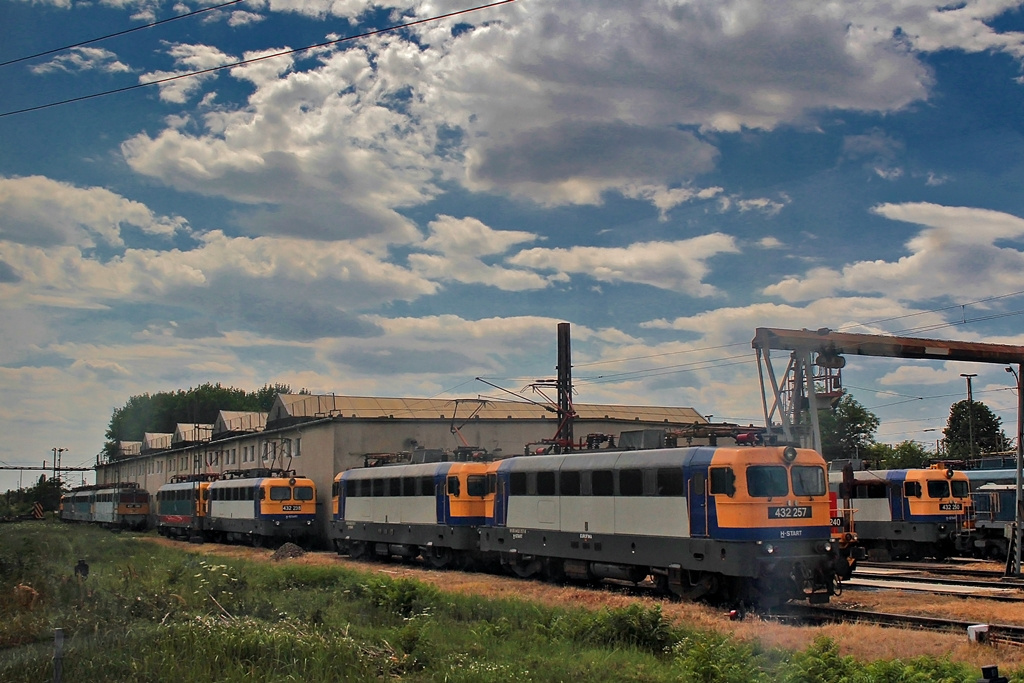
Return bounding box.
[951,480,970,498]
[294,486,314,501]
[270,486,291,501]
[927,480,950,499]
[791,466,826,496]
[746,466,789,497]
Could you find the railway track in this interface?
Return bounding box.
[847,567,1024,600]
[859,560,1019,581]
[775,604,1024,646]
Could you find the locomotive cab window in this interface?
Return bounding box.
[294,486,314,501]
[270,486,291,501]
[745,466,788,498]
[447,476,461,497]
[904,481,922,498]
[467,475,487,497]
[709,467,736,496]
[951,480,970,498]
[791,466,826,497]
[927,480,950,499]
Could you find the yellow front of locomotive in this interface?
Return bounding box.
[706,445,836,603]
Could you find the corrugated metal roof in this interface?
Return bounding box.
[173,423,213,443]
[213,411,267,434]
[143,432,173,450]
[118,441,142,457]
[272,394,704,424]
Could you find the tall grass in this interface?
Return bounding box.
[0,521,988,682]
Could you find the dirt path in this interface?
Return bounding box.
[142,536,1024,671]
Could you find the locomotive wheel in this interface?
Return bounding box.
[252,534,264,548]
[424,546,453,569]
[348,541,369,560]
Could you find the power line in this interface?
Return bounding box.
[0,0,247,69]
[0,0,516,118]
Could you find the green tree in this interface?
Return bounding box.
[864,440,931,469]
[0,475,66,516]
[817,393,880,461]
[102,382,291,459]
[944,399,1008,459]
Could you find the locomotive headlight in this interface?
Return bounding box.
[824,542,832,553]
[764,543,776,554]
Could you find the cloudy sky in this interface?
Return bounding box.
[3,0,1024,491]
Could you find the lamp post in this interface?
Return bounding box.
[1006,365,1023,576]
[961,373,977,461]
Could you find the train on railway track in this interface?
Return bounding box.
[59,441,853,606]
[59,481,151,531]
[828,466,974,560]
[60,469,317,548]
[965,466,1020,560]
[329,444,848,607]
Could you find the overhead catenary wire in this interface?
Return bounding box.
[0,0,516,118]
[0,0,247,69]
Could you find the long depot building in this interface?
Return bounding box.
[96,393,722,545]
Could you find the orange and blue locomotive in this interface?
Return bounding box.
[154,474,217,540]
[330,445,839,606]
[204,468,317,547]
[59,482,150,530]
[828,467,974,560]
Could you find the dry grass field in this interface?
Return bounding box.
[143,537,1024,672]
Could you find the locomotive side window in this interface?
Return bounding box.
[402,477,416,497]
[270,486,291,501]
[467,475,487,497]
[853,483,886,499]
[537,471,556,495]
[709,467,736,496]
[951,480,970,498]
[388,478,401,497]
[927,480,950,498]
[487,473,497,495]
[592,470,614,496]
[447,476,461,497]
[656,468,684,496]
[372,479,384,497]
[904,481,922,498]
[560,470,581,496]
[332,481,339,497]
[294,486,314,501]
[510,472,528,495]
[619,468,643,496]
[419,476,434,496]
[791,466,826,496]
[745,466,788,497]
